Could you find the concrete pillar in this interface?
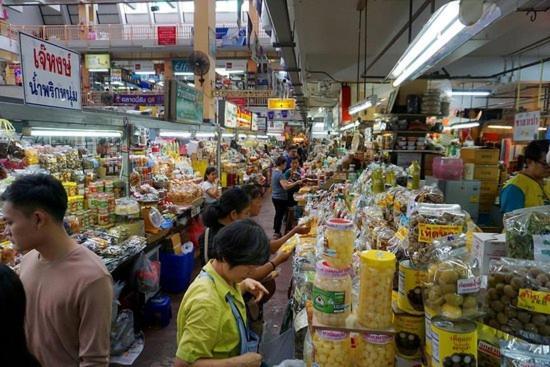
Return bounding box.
[164,58,173,81]
[194,0,216,123]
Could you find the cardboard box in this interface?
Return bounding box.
[480,181,499,196]
[474,165,500,182]
[461,148,500,165]
[473,233,506,275]
[479,193,497,204]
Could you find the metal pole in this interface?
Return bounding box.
[356,9,363,99]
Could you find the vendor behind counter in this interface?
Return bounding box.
[500,140,550,213]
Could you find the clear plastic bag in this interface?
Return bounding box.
[485,257,550,345]
[500,338,550,367]
[133,253,160,294]
[110,309,135,356]
[423,241,481,320]
[407,203,467,268]
[503,205,550,260]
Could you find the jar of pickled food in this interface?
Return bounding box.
[356,333,395,367]
[313,261,352,327]
[358,250,396,330]
[313,330,351,367]
[323,218,354,269]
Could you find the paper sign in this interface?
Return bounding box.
[514,111,540,142]
[418,223,462,243]
[157,26,176,45]
[518,288,550,315]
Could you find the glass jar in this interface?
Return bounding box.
[356,333,395,367]
[323,218,354,269]
[313,330,351,367]
[313,261,352,327]
[358,250,396,330]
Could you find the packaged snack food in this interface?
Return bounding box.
[503,206,550,260]
[500,338,550,367]
[312,261,352,327]
[358,250,396,329]
[484,257,550,345]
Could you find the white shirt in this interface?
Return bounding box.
[201,181,218,204]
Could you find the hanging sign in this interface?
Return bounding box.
[85,54,110,70]
[252,114,265,132]
[110,69,122,84]
[514,111,540,142]
[268,98,296,110]
[113,94,164,106]
[218,100,238,128]
[267,111,275,120]
[157,26,176,45]
[173,81,203,124]
[20,32,81,110]
[267,121,284,134]
[237,107,252,130]
[172,59,194,74]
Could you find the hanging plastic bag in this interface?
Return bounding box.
[500,338,550,367]
[133,252,160,294]
[503,205,550,261]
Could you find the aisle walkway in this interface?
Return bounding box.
[129,192,290,367]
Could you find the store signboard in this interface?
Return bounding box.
[268,98,296,110]
[172,59,194,74]
[513,111,540,142]
[252,114,265,132]
[173,82,203,124]
[20,32,81,110]
[216,27,246,47]
[237,107,252,130]
[221,101,238,128]
[110,69,122,84]
[267,121,284,134]
[157,26,176,46]
[85,54,110,70]
[113,94,164,106]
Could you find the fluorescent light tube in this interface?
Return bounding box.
[31,129,121,137]
[452,90,491,96]
[88,68,109,72]
[221,133,234,138]
[257,135,269,139]
[267,133,281,136]
[134,71,154,75]
[487,125,512,130]
[340,121,360,132]
[448,122,480,130]
[174,72,194,76]
[196,132,215,138]
[159,131,191,138]
[348,99,372,115]
[539,127,547,131]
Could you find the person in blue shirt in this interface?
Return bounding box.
[272,156,302,238]
[284,145,300,171]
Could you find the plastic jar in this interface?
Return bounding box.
[358,250,396,330]
[312,261,352,327]
[356,333,395,367]
[323,218,354,269]
[313,330,351,367]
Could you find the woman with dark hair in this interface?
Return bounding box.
[201,166,220,204]
[0,264,41,367]
[175,220,270,367]
[271,156,302,238]
[501,139,550,213]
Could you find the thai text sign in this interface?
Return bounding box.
[514,111,540,142]
[113,94,164,106]
[268,98,296,110]
[20,32,81,110]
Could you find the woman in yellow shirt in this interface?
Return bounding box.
[501,140,550,213]
[175,219,270,367]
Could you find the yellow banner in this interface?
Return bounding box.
[518,289,550,315]
[268,98,296,110]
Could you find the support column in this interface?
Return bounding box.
[164,58,173,81]
[194,0,216,123]
[78,4,94,103]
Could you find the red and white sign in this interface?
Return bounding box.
[20,32,81,110]
[237,107,252,130]
[157,26,176,46]
[514,111,540,142]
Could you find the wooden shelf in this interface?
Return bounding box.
[311,315,396,335]
[381,149,443,154]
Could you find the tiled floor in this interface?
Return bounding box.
[128,192,291,367]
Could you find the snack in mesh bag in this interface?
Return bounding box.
[484,257,550,345]
[423,241,481,320]
[500,338,550,367]
[503,205,550,260]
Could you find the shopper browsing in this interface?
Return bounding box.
[284,157,304,229]
[0,264,41,367]
[271,156,302,238]
[500,140,550,213]
[284,145,300,171]
[201,187,293,280]
[201,166,221,205]
[175,220,270,367]
[1,174,113,367]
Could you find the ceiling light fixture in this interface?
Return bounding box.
[447,121,480,130]
[31,128,121,138]
[159,131,191,138]
[487,124,512,130]
[174,72,194,76]
[452,90,491,96]
[389,1,501,87]
[88,68,109,73]
[196,132,215,138]
[340,121,360,132]
[348,99,372,115]
[134,71,155,75]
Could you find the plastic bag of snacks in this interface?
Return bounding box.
[407,203,467,268]
[423,244,481,320]
[393,189,415,228]
[484,257,550,345]
[500,338,550,367]
[412,233,467,268]
[503,205,550,260]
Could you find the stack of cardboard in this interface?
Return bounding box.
[460,148,501,213]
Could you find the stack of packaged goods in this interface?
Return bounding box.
[460,148,500,214]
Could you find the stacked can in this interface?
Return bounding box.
[393,259,428,366]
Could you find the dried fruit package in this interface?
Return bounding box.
[423,241,481,320]
[503,205,550,261]
[500,338,550,367]
[484,258,550,345]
